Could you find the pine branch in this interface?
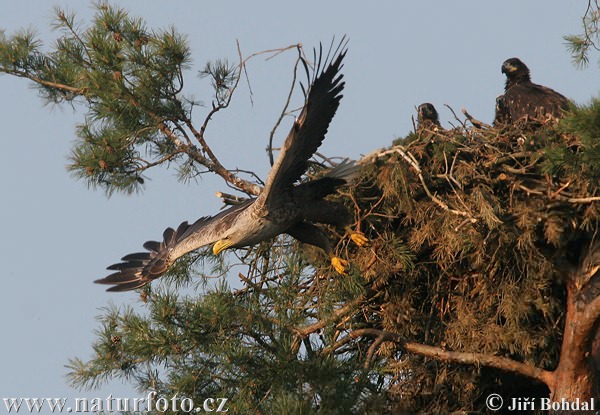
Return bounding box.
[326,328,555,386]
[0,68,85,96]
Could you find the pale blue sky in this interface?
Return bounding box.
[0,0,597,410]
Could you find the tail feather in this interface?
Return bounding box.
[325,158,361,183]
[95,220,193,291]
[106,279,152,292]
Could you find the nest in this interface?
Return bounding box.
[342,116,600,411]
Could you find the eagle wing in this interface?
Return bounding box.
[504,82,569,121]
[254,39,347,212]
[95,200,252,291]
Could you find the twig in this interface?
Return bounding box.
[215,191,248,206]
[267,45,303,166]
[462,108,491,129]
[444,104,468,129]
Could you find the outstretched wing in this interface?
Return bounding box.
[255,38,348,211]
[95,201,251,292]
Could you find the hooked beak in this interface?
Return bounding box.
[212,239,232,255]
[501,62,514,74]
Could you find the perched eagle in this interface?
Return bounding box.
[498,57,569,123]
[417,103,441,132]
[95,42,368,292]
[417,103,440,128]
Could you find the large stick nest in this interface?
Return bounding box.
[340,113,600,410]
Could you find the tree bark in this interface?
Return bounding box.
[548,266,600,414]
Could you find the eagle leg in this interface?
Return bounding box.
[287,221,350,275]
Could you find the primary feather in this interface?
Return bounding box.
[95,38,357,292]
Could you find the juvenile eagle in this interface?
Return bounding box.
[417,103,441,131]
[95,42,368,292]
[493,95,510,127]
[499,57,569,123]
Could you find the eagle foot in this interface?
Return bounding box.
[331,256,349,275]
[349,231,369,247]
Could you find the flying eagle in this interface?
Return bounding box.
[417,103,441,132]
[95,42,368,292]
[499,57,569,123]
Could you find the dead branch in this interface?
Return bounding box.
[372,145,476,221]
[444,104,468,129]
[267,45,303,166]
[215,191,248,206]
[461,108,491,129]
[404,341,555,386]
[325,328,554,386]
[291,292,373,354]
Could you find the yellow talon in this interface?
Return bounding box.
[331,256,349,275]
[349,232,369,247]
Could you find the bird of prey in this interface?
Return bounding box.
[417,103,441,132]
[498,57,569,123]
[493,95,510,127]
[95,42,368,292]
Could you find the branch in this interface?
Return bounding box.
[364,145,477,222]
[291,292,374,354]
[461,108,491,129]
[0,68,85,96]
[215,191,248,206]
[267,45,303,166]
[325,328,555,386]
[403,341,554,386]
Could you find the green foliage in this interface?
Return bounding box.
[548,98,600,177]
[564,1,600,68]
[6,3,599,413]
[67,115,600,413]
[0,2,239,195]
[68,242,386,414]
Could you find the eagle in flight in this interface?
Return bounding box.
[95,41,368,292]
[495,57,569,125]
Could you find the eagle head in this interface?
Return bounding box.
[501,58,529,77]
[417,103,439,124]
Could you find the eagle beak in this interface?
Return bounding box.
[212,239,232,255]
[501,63,514,74]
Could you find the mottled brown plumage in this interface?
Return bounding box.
[95,40,366,292]
[499,57,569,123]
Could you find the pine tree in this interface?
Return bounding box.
[2,3,600,414]
[565,0,600,68]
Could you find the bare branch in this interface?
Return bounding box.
[403,341,555,386]
[325,328,554,386]
[267,45,303,166]
[461,108,491,129]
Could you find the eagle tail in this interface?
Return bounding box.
[94,221,192,292]
[325,158,361,184]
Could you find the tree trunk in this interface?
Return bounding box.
[548,278,599,414]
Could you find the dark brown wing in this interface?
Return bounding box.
[504,82,569,121]
[255,39,347,211]
[94,221,193,292]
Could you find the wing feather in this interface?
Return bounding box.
[256,38,348,211]
[95,201,252,291]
